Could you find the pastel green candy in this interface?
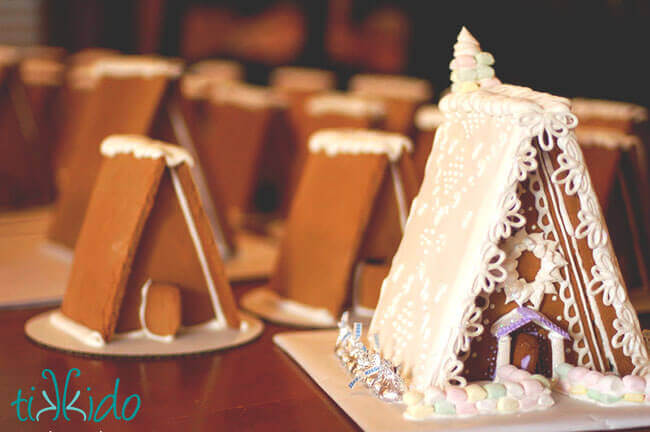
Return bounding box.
[601,394,622,404]
[484,383,506,399]
[465,384,487,402]
[450,70,459,83]
[456,68,477,82]
[475,52,495,66]
[555,363,572,379]
[587,388,603,402]
[531,374,551,389]
[434,399,456,415]
[476,65,495,80]
[587,389,622,404]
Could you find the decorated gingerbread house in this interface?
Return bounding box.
[336,27,650,419]
[349,74,432,136]
[250,129,417,326]
[412,104,444,184]
[55,135,240,346]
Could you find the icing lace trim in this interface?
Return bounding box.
[439,107,650,386]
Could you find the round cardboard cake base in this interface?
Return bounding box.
[25,309,263,357]
[241,287,341,329]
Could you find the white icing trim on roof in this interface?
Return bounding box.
[211,83,286,109]
[91,56,182,78]
[309,129,412,161]
[575,127,641,150]
[440,84,572,117]
[100,135,194,167]
[415,105,445,130]
[270,66,335,91]
[307,93,386,118]
[20,58,64,86]
[189,59,242,80]
[181,74,238,99]
[350,74,432,101]
[572,98,648,123]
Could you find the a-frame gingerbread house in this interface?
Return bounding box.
[368,28,650,396]
[55,135,240,346]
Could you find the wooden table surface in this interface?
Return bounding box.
[0,283,360,432]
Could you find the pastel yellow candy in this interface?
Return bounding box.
[624,393,645,403]
[465,384,487,402]
[570,385,587,395]
[453,82,479,93]
[450,71,459,83]
[406,403,434,420]
[403,390,423,406]
[497,397,519,413]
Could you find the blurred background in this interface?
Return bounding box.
[2,0,649,105]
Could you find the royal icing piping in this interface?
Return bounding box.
[189,60,243,80]
[306,93,386,118]
[137,279,175,343]
[50,311,106,347]
[308,129,412,162]
[270,67,335,91]
[100,135,195,167]
[368,26,650,396]
[571,98,648,123]
[350,74,432,101]
[415,105,445,130]
[90,56,182,78]
[211,83,286,109]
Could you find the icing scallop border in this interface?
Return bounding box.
[100,135,194,167]
[308,129,413,162]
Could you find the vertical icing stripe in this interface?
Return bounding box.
[170,168,227,328]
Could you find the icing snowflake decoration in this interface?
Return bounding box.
[501,230,567,310]
[449,27,500,93]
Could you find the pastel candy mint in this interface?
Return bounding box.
[583,371,603,387]
[623,375,646,393]
[445,386,467,403]
[476,65,495,80]
[623,393,645,403]
[538,394,554,407]
[452,81,479,93]
[555,363,573,379]
[568,366,589,383]
[496,365,519,381]
[497,397,519,413]
[465,384,487,402]
[476,398,497,412]
[518,397,538,410]
[456,68,478,82]
[454,55,477,68]
[570,384,587,395]
[402,390,423,406]
[405,403,434,420]
[475,52,495,65]
[521,379,544,396]
[455,401,478,416]
[424,387,445,405]
[503,381,525,399]
[484,383,506,399]
[530,374,551,389]
[598,375,624,395]
[434,399,456,415]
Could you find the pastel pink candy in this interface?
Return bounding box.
[454,55,477,68]
[446,387,467,403]
[568,367,589,384]
[521,379,543,396]
[583,371,603,387]
[455,402,478,415]
[511,370,530,382]
[496,365,519,381]
[623,375,646,393]
[519,397,538,410]
[449,59,457,70]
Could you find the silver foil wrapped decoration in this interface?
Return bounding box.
[334,313,405,402]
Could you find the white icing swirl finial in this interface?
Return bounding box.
[449,26,501,93]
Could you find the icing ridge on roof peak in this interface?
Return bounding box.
[308,128,412,161]
[440,84,572,118]
[100,135,194,167]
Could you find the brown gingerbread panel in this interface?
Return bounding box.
[61,155,166,341]
[271,152,388,316]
